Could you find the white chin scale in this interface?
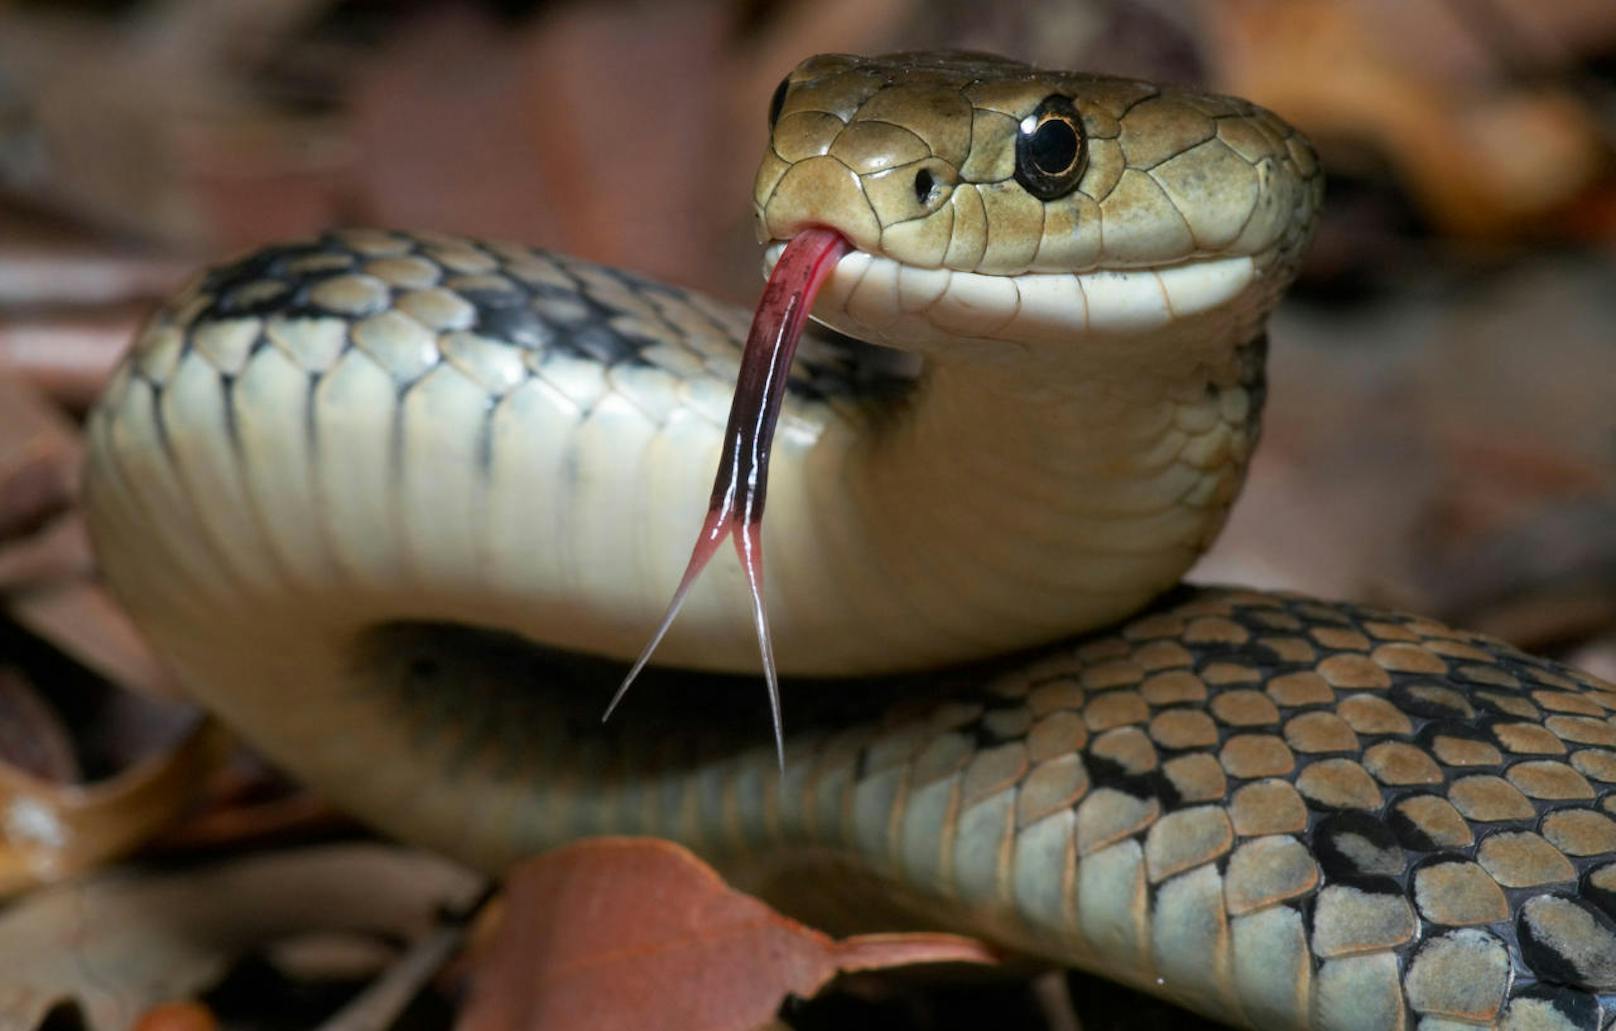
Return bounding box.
[763,243,1257,350]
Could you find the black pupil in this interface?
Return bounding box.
[1029,118,1078,175]
[914,168,935,202]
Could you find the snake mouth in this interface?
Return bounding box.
[762,242,1260,348]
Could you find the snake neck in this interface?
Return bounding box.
[789,301,1269,671]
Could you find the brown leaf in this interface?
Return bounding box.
[0,368,178,699]
[1200,0,1608,238]
[132,1001,219,1031]
[316,886,492,1031]
[0,372,80,541]
[0,510,96,591]
[0,313,143,412]
[461,837,998,1031]
[6,579,179,701]
[0,440,77,542]
[1569,636,1616,685]
[151,781,351,855]
[0,667,79,782]
[0,718,230,897]
[0,247,188,308]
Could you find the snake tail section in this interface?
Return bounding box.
[356,588,1616,1029]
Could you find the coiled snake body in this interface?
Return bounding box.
[83,53,1616,1029]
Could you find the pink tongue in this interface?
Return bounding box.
[604,227,851,761]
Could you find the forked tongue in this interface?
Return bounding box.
[602,227,850,765]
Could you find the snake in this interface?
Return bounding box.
[79,51,1616,1029]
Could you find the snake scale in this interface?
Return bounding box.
[81,52,1616,1029]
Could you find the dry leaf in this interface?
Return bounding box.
[0,445,76,544]
[0,313,148,412]
[151,780,350,855]
[0,718,230,897]
[0,844,482,1031]
[6,577,180,701]
[462,837,998,1031]
[0,368,176,698]
[0,372,79,540]
[1570,636,1616,685]
[0,510,95,590]
[1199,0,1608,238]
[0,360,223,889]
[0,243,188,307]
[316,886,491,1031]
[131,1001,219,1031]
[0,667,78,782]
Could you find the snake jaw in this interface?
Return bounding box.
[604,227,850,765]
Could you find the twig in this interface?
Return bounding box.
[313,882,496,1031]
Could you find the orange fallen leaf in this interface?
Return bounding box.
[132,1001,218,1031]
[461,837,999,1031]
[0,718,230,897]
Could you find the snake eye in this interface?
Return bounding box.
[1015,95,1087,200]
[767,77,789,129]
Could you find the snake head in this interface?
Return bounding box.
[754,51,1324,355]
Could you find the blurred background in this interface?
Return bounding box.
[0,0,1613,1027]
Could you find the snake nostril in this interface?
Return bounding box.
[913,168,937,205]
